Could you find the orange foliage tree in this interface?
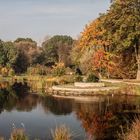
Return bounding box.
[72,17,113,76]
[92,49,117,78]
[79,17,109,52]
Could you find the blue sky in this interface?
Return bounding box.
[0,0,110,44]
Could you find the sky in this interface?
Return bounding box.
[0,0,111,44]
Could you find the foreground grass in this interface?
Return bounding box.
[118,118,140,140]
[10,129,28,140]
[1,119,140,140]
[0,125,72,140]
[52,125,72,140]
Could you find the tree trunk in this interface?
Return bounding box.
[137,56,140,80]
[134,41,140,80]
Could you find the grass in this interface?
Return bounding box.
[0,75,75,90]
[0,137,4,140]
[52,125,72,140]
[0,126,72,140]
[103,81,140,95]
[118,118,140,140]
[1,75,140,95]
[10,128,28,140]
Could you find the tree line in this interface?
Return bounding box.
[0,36,74,75]
[0,0,140,79]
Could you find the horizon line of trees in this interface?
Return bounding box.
[0,0,140,80]
[0,35,75,75]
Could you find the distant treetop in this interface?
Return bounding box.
[14,38,36,44]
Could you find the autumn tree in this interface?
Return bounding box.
[72,0,140,79]
[72,18,112,75]
[92,49,116,78]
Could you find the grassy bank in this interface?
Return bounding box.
[1,75,140,96]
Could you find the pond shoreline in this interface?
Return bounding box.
[46,79,140,96]
[49,85,119,96]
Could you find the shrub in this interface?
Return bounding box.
[8,68,15,76]
[46,77,59,87]
[65,67,74,75]
[52,125,72,140]
[58,75,74,85]
[86,73,99,82]
[1,67,9,77]
[52,63,65,76]
[27,65,51,75]
[0,65,2,74]
[74,75,83,82]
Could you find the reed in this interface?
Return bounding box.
[10,128,28,140]
[118,118,140,140]
[52,125,72,140]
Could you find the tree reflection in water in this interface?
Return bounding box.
[42,96,73,115]
[0,80,41,113]
[75,95,140,140]
[12,79,30,95]
[75,101,114,140]
[0,81,140,140]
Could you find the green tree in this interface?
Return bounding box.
[14,50,29,73]
[14,38,40,65]
[0,40,18,68]
[42,35,74,67]
[0,40,5,66]
[103,0,140,79]
[14,38,41,73]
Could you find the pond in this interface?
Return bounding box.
[0,80,140,140]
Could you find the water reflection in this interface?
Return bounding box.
[12,79,30,95]
[43,97,73,115]
[74,96,140,140]
[0,80,38,113]
[0,81,140,139]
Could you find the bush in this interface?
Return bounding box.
[27,65,51,75]
[1,67,9,77]
[65,67,74,75]
[58,75,75,85]
[52,63,65,76]
[0,65,2,73]
[8,68,15,76]
[86,73,99,82]
[74,75,83,82]
[46,78,59,87]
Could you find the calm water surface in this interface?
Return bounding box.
[0,81,140,140]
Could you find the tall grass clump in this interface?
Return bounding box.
[0,137,4,140]
[118,118,140,140]
[10,128,28,140]
[52,125,72,140]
